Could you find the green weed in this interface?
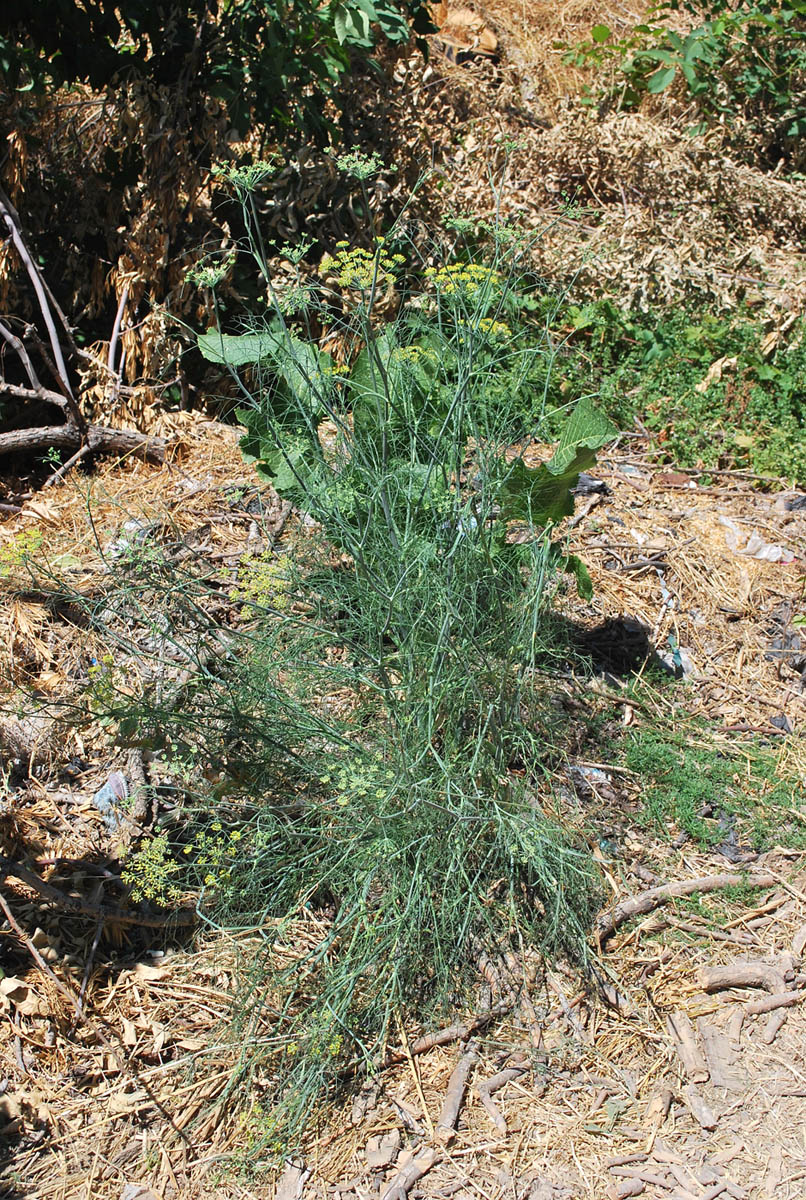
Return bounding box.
[624,725,805,849]
[57,160,615,1160]
[542,300,806,484]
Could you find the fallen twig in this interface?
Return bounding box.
[385,1003,509,1066]
[762,1009,788,1044]
[435,1042,478,1144]
[597,873,776,944]
[382,1147,441,1200]
[696,963,787,994]
[475,1065,526,1134]
[666,1011,708,1082]
[0,420,165,464]
[743,989,805,1016]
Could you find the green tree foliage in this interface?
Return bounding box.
[0,0,432,140]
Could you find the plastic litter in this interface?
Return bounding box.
[719,516,797,564]
[92,771,128,833]
[104,518,154,561]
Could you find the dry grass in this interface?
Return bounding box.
[1,414,804,1197]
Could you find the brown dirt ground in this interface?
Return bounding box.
[1,415,804,1200]
[2,5,806,1198]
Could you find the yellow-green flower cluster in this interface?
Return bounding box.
[121,834,181,906]
[230,552,292,610]
[0,529,43,576]
[392,345,438,366]
[319,758,395,808]
[477,317,512,340]
[185,821,245,890]
[425,262,501,298]
[320,242,404,291]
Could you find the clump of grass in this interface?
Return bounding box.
[625,725,805,849]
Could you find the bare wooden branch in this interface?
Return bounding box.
[0,189,74,401]
[382,1148,440,1200]
[743,990,805,1016]
[0,420,165,463]
[0,317,43,391]
[0,379,69,410]
[597,873,777,944]
[108,284,130,376]
[385,1003,510,1066]
[696,963,787,994]
[435,1042,478,1144]
[666,1011,708,1082]
[762,1009,788,1044]
[475,1065,526,1133]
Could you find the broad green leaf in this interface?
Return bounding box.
[561,554,594,601]
[198,328,282,365]
[497,397,616,526]
[647,65,678,92]
[591,24,611,42]
[545,395,617,478]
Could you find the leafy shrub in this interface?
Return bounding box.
[0,0,432,141]
[568,1,806,169]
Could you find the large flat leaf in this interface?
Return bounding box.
[197,328,283,365]
[498,397,616,526]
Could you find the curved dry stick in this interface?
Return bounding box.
[0,854,196,929]
[596,872,777,944]
[697,962,787,994]
[435,1042,477,1144]
[382,1147,440,1200]
[0,188,75,403]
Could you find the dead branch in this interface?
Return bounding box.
[762,1009,788,1044]
[475,1065,526,1133]
[385,1003,510,1066]
[0,187,75,403]
[696,962,787,994]
[0,420,165,464]
[743,989,805,1015]
[597,872,777,943]
[0,379,69,410]
[666,1011,708,1082]
[0,854,196,929]
[382,1148,440,1200]
[435,1042,478,1144]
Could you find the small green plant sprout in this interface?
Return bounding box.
[121,833,181,906]
[0,529,43,577]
